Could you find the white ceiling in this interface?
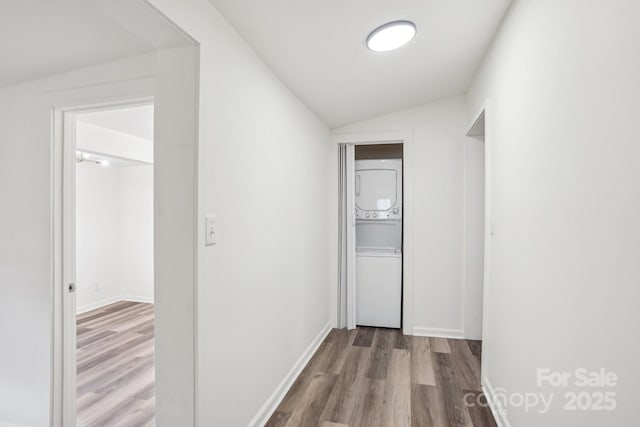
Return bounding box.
[78,104,154,141]
[208,0,512,127]
[0,0,189,88]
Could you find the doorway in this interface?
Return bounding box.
[465,108,487,341]
[466,103,491,381]
[335,134,414,334]
[354,144,403,329]
[61,101,156,426]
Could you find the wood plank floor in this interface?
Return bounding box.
[266,328,496,427]
[77,301,155,427]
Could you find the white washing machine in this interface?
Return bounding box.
[355,158,403,328]
[356,248,402,328]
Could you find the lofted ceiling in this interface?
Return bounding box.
[208,0,512,127]
[78,104,154,142]
[0,0,189,88]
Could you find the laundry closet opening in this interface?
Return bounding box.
[338,142,405,330]
[355,144,404,328]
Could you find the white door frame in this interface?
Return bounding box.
[466,99,492,379]
[332,132,414,335]
[52,97,154,427]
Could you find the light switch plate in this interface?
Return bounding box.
[205,215,216,246]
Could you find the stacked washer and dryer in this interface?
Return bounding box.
[355,159,403,328]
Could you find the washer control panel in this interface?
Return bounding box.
[356,207,401,220]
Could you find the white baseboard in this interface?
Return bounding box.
[76,295,154,314]
[76,296,122,314]
[248,321,332,427]
[482,376,511,427]
[122,295,154,304]
[412,326,464,339]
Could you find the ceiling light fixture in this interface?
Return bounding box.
[366,20,417,52]
[76,150,110,167]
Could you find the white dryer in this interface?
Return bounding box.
[355,159,402,220]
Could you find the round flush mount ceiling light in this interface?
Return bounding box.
[366,20,417,52]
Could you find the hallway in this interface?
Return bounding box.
[267,328,496,427]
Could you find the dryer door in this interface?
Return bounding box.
[356,168,397,211]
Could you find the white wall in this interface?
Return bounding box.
[0,53,156,427]
[76,163,154,313]
[333,96,485,338]
[120,165,154,302]
[148,1,331,425]
[468,0,640,425]
[76,163,123,311]
[149,44,199,427]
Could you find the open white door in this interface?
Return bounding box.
[338,144,357,329]
[345,145,357,330]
